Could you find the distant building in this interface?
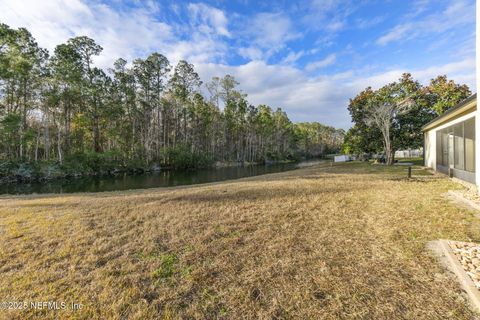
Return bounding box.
[422,94,476,184]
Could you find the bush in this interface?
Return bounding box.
[15,162,35,180]
[0,161,18,178]
[162,145,213,169]
[65,150,123,173]
[0,146,216,182]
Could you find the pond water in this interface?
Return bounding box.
[0,160,326,195]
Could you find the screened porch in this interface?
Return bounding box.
[435,117,475,183]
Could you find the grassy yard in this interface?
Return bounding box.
[0,161,479,319]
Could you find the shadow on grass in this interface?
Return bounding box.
[158,184,360,204]
[0,161,437,204]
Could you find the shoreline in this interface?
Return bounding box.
[0,160,331,199]
[0,159,302,185]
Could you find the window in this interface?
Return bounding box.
[465,118,475,172]
[441,129,448,166]
[436,131,442,165]
[454,123,464,170]
[435,117,475,172]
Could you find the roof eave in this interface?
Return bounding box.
[422,94,477,132]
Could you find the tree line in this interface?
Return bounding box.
[0,23,344,180]
[343,73,471,164]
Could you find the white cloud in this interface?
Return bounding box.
[377,0,474,46]
[240,12,300,60]
[303,0,357,33]
[238,46,264,60]
[0,0,475,129]
[0,0,93,50]
[410,57,476,87]
[356,16,385,29]
[327,20,345,31]
[187,3,230,37]
[377,24,411,46]
[0,0,174,67]
[305,54,336,72]
[256,13,299,46]
[282,50,305,64]
[0,0,231,67]
[197,56,475,129]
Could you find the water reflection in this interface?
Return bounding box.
[0,160,325,194]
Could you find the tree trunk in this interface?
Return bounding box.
[44,106,50,160]
[64,100,71,156]
[34,130,40,162]
[93,98,101,153]
[56,120,63,164]
[383,127,394,165]
[387,149,395,165]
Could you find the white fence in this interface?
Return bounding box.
[394,149,423,158]
[334,155,352,162]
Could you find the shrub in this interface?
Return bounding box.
[162,145,213,169]
[0,161,18,178]
[65,150,123,173]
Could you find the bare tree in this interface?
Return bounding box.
[364,86,413,165]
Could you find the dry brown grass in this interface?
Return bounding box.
[0,162,479,319]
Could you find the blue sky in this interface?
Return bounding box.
[0,0,475,128]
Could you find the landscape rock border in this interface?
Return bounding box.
[427,239,480,313]
[448,240,480,289]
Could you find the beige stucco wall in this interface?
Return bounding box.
[424,129,436,170]
[424,112,476,173]
[476,3,480,188]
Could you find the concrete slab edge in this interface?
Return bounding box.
[428,239,480,313]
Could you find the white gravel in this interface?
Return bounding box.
[448,240,480,289]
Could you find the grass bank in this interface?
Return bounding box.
[0,161,479,319]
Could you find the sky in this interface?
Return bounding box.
[0,0,475,129]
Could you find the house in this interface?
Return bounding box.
[423,94,477,184]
